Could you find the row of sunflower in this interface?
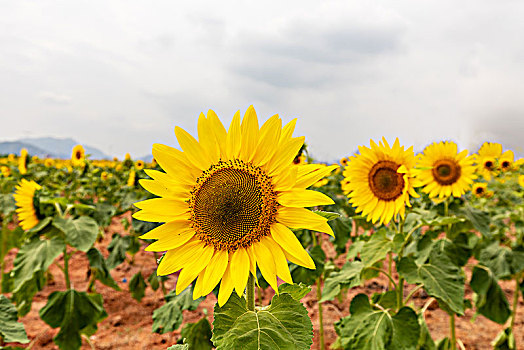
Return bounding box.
[0,107,523,350]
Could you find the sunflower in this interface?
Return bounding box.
[127,170,136,187]
[135,160,145,170]
[8,153,15,163]
[1,166,10,177]
[101,171,111,181]
[472,183,487,197]
[342,138,419,225]
[71,145,85,166]
[13,179,42,230]
[499,150,514,172]
[18,148,28,175]
[133,106,336,306]
[340,157,348,167]
[414,141,476,199]
[44,158,55,168]
[476,142,502,180]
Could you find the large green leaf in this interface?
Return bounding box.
[39,290,107,350]
[418,249,465,315]
[397,256,421,284]
[212,293,313,350]
[11,237,65,315]
[179,317,213,350]
[152,289,203,334]
[320,261,362,302]
[360,229,393,268]
[0,295,29,344]
[86,248,120,290]
[52,216,98,252]
[470,265,511,324]
[106,233,131,269]
[278,283,311,301]
[461,206,490,237]
[334,294,420,350]
[479,243,524,280]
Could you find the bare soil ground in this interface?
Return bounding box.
[3,214,523,350]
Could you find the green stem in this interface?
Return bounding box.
[247,273,255,311]
[388,252,393,290]
[366,266,397,289]
[317,276,325,350]
[404,284,424,305]
[0,223,6,291]
[63,248,71,290]
[450,314,456,350]
[510,277,520,337]
[54,202,64,217]
[396,216,405,310]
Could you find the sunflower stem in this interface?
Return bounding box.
[510,276,521,343]
[388,252,393,290]
[317,275,325,350]
[450,313,457,350]
[247,273,255,311]
[396,215,405,311]
[0,221,6,291]
[63,247,71,290]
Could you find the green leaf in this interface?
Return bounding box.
[152,289,203,334]
[417,314,436,350]
[397,256,420,284]
[106,233,130,269]
[470,266,511,324]
[346,240,365,261]
[330,217,352,255]
[12,237,65,315]
[418,248,465,315]
[179,317,213,350]
[320,261,362,303]
[129,271,147,302]
[278,283,311,301]
[492,327,516,350]
[479,243,524,280]
[148,271,160,291]
[360,229,393,268]
[212,293,313,350]
[334,294,420,350]
[86,248,120,290]
[290,245,325,285]
[26,217,52,234]
[52,216,98,252]
[461,206,490,237]
[168,345,189,350]
[39,290,107,350]
[313,210,340,221]
[0,295,29,343]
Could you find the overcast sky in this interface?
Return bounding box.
[1,0,523,160]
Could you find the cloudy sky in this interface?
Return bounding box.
[1,0,524,160]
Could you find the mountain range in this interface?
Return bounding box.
[0,137,108,159]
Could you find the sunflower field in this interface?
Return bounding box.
[0,106,523,350]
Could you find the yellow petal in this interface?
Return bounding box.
[276,207,334,236]
[295,165,338,189]
[231,248,250,297]
[134,198,188,216]
[201,250,229,296]
[266,137,305,175]
[277,189,334,207]
[207,109,227,156]
[157,240,203,275]
[252,115,281,166]
[218,264,235,306]
[175,126,212,171]
[253,241,278,291]
[271,223,315,269]
[198,113,220,163]
[144,228,195,252]
[176,244,214,294]
[226,111,241,160]
[240,105,259,162]
[261,237,293,284]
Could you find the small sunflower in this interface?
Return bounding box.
[125,153,131,161]
[8,154,15,163]
[1,166,11,177]
[13,179,41,230]
[101,171,111,181]
[472,183,487,197]
[499,150,514,172]
[44,158,55,168]
[476,142,502,180]
[340,157,348,167]
[133,106,336,306]
[135,160,145,170]
[127,170,136,187]
[18,148,28,175]
[414,141,476,199]
[71,145,85,166]
[343,138,419,225]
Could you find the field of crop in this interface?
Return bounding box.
[0,112,523,350]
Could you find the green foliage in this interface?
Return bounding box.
[492,327,516,350]
[470,265,511,324]
[479,243,524,280]
[212,293,313,350]
[39,290,107,350]
[86,248,120,290]
[334,294,420,350]
[290,245,325,285]
[320,261,362,303]
[152,289,203,334]
[106,233,132,269]
[278,283,312,301]
[52,216,99,252]
[178,317,213,350]
[360,228,393,267]
[11,237,65,315]
[0,295,29,344]
[129,271,147,302]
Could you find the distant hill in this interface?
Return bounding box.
[0,137,108,159]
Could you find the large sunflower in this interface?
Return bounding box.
[476,142,502,180]
[342,138,419,225]
[71,144,85,166]
[133,106,336,305]
[414,141,476,199]
[14,179,41,230]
